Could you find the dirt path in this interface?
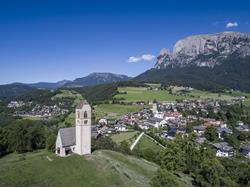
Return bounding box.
[130,132,144,151]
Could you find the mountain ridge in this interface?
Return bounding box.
[0,72,132,98]
[155,31,250,69]
[135,54,250,92]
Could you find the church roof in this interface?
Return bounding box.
[59,126,100,147]
[59,127,76,147]
[76,100,89,109]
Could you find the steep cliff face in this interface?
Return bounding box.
[155,32,250,69]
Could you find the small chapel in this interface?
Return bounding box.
[55,100,92,157]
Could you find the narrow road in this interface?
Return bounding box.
[130,132,144,151]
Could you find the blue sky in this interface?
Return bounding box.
[0,0,249,84]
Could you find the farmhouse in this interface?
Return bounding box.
[193,125,206,135]
[217,127,233,140]
[240,145,250,158]
[114,123,128,132]
[55,100,93,157]
[212,142,234,157]
[235,124,249,132]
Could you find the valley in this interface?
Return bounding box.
[0,81,250,187]
[1,1,250,187]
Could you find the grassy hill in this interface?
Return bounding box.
[111,131,139,144]
[115,87,184,102]
[114,86,236,102]
[0,149,158,187]
[94,103,142,119]
[134,134,164,153]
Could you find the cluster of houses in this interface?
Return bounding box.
[96,98,250,159]
[13,104,69,118]
[7,101,31,108]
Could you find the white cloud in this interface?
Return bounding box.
[141,54,155,61]
[128,56,142,63]
[128,54,155,63]
[226,22,238,28]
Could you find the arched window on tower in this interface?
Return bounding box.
[84,111,88,119]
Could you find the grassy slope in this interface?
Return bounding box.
[115,86,250,105]
[134,134,163,153]
[133,135,193,187]
[94,103,142,120]
[56,90,83,127]
[52,90,83,106]
[111,131,139,144]
[115,87,184,102]
[189,89,235,100]
[0,149,158,187]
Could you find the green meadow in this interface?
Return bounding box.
[134,134,163,153]
[111,131,139,144]
[115,87,184,102]
[0,149,158,187]
[52,89,83,106]
[114,86,250,106]
[93,103,142,119]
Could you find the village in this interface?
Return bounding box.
[6,92,250,159]
[8,101,69,118]
[94,98,250,159]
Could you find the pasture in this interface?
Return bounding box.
[93,103,142,119]
[134,134,163,153]
[115,87,184,102]
[114,86,249,104]
[111,131,139,144]
[0,149,158,187]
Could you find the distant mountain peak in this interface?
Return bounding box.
[155,31,250,69]
[64,72,132,88]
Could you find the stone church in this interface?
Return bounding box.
[55,100,94,157]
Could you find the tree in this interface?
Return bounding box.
[91,136,118,152]
[119,141,131,155]
[195,158,226,186]
[150,169,180,187]
[224,134,240,149]
[0,128,10,156]
[186,124,194,133]
[204,126,217,142]
[220,158,250,186]
[46,133,57,151]
[8,120,46,153]
[160,140,186,171]
[168,88,173,95]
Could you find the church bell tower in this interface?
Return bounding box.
[75,100,91,155]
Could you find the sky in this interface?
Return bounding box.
[0,0,250,84]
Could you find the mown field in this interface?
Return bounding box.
[56,90,83,127]
[114,86,250,107]
[0,149,158,187]
[134,134,163,153]
[52,89,83,106]
[111,131,139,144]
[115,87,185,102]
[93,103,142,120]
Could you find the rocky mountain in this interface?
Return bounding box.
[135,55,250,92]
[64,72,131,88]
[136,31,250,92]
[155,32,250,69]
